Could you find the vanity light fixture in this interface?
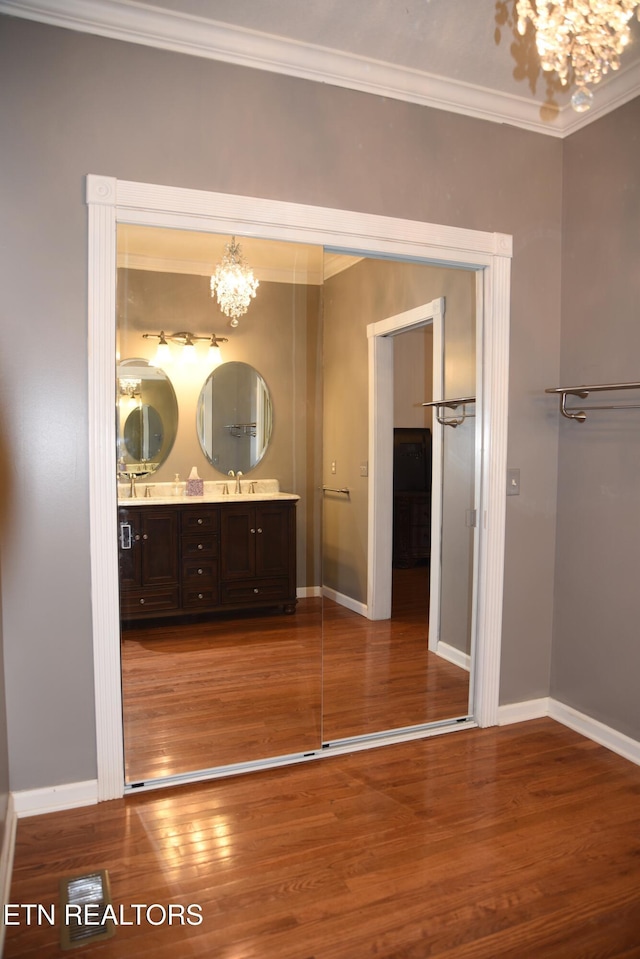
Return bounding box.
[143,331,228,368]
[208,335,223,368]
[210,236,259,327]
[146,331,172,368]
[180,332,197,366]
[516,0,640,112]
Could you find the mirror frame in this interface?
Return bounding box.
[87,174,511,801]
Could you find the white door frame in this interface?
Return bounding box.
[87,174,512,801]
[366,299,444,630]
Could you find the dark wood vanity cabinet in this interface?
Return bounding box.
[118,507,180,616]
[118,500,296,622]
[220,502,297,612]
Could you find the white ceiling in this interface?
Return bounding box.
[2,0,640,135]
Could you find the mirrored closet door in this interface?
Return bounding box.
[115,226,477,786]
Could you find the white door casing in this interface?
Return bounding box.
[87,175,512,800]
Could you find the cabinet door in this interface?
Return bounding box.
[140,509,179,586]
[255,503,294,578]
[220,507,255,580]
[118,508,141,588]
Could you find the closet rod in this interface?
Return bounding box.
[545,381,640,422]
[421,395,475,428]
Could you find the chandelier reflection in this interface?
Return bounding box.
[516,0,640,112]
[210,236,259,327]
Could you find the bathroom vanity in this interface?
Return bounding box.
[118,489,298,623]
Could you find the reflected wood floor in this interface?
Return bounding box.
[6,720,640,958]
[323,565,469,742]
[122,567,469,782]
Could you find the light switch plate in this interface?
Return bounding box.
[507,468,520,496]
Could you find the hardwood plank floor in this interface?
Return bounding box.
[122,566,469,783]
[6,719,640,957]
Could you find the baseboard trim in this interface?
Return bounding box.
[436,642,471,672]
[297,586,322,599]
[497,697,550,726]
[322,586,367,617]
[12,780,99,819]
[548,700,640,766]
[0,792,17,955]
[498,697,640,766]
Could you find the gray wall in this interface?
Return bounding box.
[551,97,640,741]
[0,15,562,791]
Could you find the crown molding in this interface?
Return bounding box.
[2,0,639,137]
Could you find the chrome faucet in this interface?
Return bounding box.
[235,471,243,494]
[128,473,137,498]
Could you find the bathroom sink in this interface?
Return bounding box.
[117,479,299,505]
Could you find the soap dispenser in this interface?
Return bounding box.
[173,473,181,496]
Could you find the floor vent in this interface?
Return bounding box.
[59,869,115,950]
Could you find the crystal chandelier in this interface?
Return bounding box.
[516,0,640,112]
[210,236,259,327]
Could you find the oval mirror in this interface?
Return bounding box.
[197,361,273,474]
[117,358,178,474]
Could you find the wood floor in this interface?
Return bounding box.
[6,719,640,958]
[122,566,470,783]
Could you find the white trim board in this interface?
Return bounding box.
[87,175,512,800]
[322,586,367,619]
[2,0,639,137]
[498,698,640,767]
[437,642,471,673]
[12,780,98,818]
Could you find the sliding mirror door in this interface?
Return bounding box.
[321,257,476,743]
[116,226,323,784]
[114,225,479,786]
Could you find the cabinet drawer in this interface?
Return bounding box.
[182,560,217,585]
[221,578,291,606]
[181,533,218,560]
[120,586,180,616]
[182,586,220,609]
[181,509,219,534]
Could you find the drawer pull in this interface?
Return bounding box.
[198,593,204,600]
[142,533,148,540]
[139,598,145,605]
[257,527,263,534]
[250,528,256,534]
[197,543,204,550]
[197,518,203,525]
[253,588,259,594]
[197,568,203,575]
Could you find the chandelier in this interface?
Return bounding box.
[210,236,259,327]
[516,1,640,112]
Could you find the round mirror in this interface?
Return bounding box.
[197,361,273,474]
[117,358,178,474]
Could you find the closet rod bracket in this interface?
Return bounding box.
[545,382,640,422]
